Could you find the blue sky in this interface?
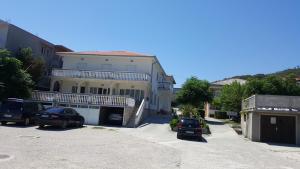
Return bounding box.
[1,0,299,87]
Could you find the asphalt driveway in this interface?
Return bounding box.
[0,117,300,169]
[119,116,300,169]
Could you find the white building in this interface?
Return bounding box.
[32,51,175,127]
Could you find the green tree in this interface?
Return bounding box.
[16,48,45,84]
[0,49,11,58]
[219,82,244,112]
[179,104,199,118]
[211,97,222,110]
[176,77,213,108]
[0,56,33,100]
[243,75,300,97]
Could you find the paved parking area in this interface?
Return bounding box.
[0,117,300,169]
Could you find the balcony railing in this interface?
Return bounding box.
[52,69,151,82]
[242,95,300,112]
[157,82,172,90]
[31,91,135,107]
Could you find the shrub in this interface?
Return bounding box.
[198,109,205,119]
[169,118,179,130]
[215,111,228,119]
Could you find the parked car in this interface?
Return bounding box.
[177,117,202,141]
[0,98,44,126]
[108,113,123,121]
[36,107,84,129]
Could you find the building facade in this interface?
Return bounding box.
[0,19,72,89]
[241,95,300,145]
[32,51,175,127]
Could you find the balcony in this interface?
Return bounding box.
[31,91,135,107]
[242,95,300,112]
[157,82,172,91]
[52,69,151,82]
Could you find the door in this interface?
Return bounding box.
[261,115,296,144]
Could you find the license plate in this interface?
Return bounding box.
[41,115,49,118]
[4,114,12,118]
[185,131,194,134]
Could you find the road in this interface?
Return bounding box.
[0,116,300,169]
[119,116,300,169]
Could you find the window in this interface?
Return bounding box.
[98,88,103,94]
[140,90,145,100]
[124,89,129,96]
[72,86,78,93]
[80,87,85,93]
[103,89,107,95]
[135,90,141,101]
[120,89,125,95]
[90,87,97,94]
[130,89,135,98]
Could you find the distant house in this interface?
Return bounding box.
[0,19,72,89]
[31,51,175,127]
[241,95,300,145]
[296,77,300,85]
[205,78,247,117]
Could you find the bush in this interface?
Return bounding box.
[169,118,179,130]
[215,111,228,119]
[198,109,205,119]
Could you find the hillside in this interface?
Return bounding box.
[232,66,300,80]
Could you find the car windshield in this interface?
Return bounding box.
[181,119,199,127]
[0,101,23,113]
[45,108,64,114]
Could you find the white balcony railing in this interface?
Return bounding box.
[242,95,300,112]
[52,69,151,82]
[157,82,172,90]
[31,91,135,107]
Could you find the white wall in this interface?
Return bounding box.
[57,53,174,113]
[62,54,153,74]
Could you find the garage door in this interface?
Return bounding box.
[261,115,296,144]
[99,107,124,126]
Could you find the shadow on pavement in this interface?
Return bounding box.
[205,120,224,125]
[179,136,208,143]
[265,142,300,148]
[0,123,35,128]
[36,125,86,131]
[140,115,171,126]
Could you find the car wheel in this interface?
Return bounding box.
[197,136,203,142]
[1,121,7,125]
[24,118,30,126]
[177,134,182,139]
[78,119,84,127]
[61,121,68,129]
[39,124,44,128]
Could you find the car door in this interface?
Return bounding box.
[71,109,81,125]
[64,108,74,124]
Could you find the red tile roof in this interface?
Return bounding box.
[57,51,153,57]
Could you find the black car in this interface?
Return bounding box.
[0,98,44,126]
[36,107,84,129]
[177,118,202,141]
